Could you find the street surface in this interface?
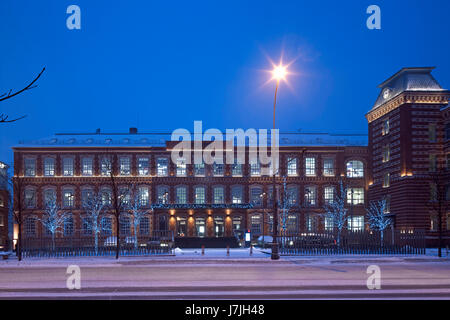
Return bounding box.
[0,249,449,299]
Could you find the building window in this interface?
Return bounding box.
[101,158,111,176]
[44,157,55,176]
[323,158,335,177]
[306,215,318,233]
[82,217,92,235]
[194,162,205,176]
[140,217,150,235]
[81,188,93,205]
[305,157,316,176]
[176,158,187,176]
[194,186,206,204]
[213,186,225,204]
[63,189,74,208]
[63,158,74,176]
[101,188,112,206]
[195,218,206,237]
[232,216,242,232]
[324,216,334,231]
[25,217,36,237]
[24,188,36,208]
[231,186,243,204]
[24,158,36,177]
[287,157,297,176]
[286,186,298,205]
[287,214,298,233]
[346,160,364,178]
[214,216,224,237]
[138,157,149,176]
[383,173,390,188]
[119,157,130,176]
[382,145,390,163]
[157,186,169,204]
[382,118,390,136]
[64,216,74,236]
[430,214,438,231]
[212,162,224,176]
[232,160,242,176]
[250,158,261,176]
[43,189,56,206]
[139,186,149,206]
[428,123,437,143]
[430,183,437,201]
[348,216,364,231]
[119,187,130,206]
[101,217,112,235]
[445,123,450,141]
[157,158,168,177]
[250,215,262,235]
[80,157,93,176]
[347,188,364,205]
[384,195,391,214]
[305,186,317,206]
[175,186,187,204]
[120,216,131,236]
[429,154,437,172]
[250,186,263,207]
[324,186,335,204]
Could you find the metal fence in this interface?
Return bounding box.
[21,230,174,258]
[276,229,426,255]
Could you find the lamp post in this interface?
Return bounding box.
[270,64,287,260]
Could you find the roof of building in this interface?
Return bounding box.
[371,67,447,111]
[14,131,368,148]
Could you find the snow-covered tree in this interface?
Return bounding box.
[39,195,68,251]
[82,190,107,254]
[126,185,151,249]
[366,199,392,246]
[322,179,348,247]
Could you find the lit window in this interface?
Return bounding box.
[251,215,262,235]
[287,157,297,176]
[430,215,438,231]
[383,173,390,188]
[323,158,335,176]
[324,216,334,231]
[101,217,112,235]
[176,186,187,204]
[232,160,242,176]
[157,158,168,176]
[120,216,131,236]
[64,216,74,236]
[101,158,111,176]
[213,186,225,204]
[324,186,335,204]
[81,188,93,204]
[140,217,150,235]
[157,186,169,204]
[194,162,205,176]
[250,186,263,206]
[305,157,316,176]
[44,157,55,176]
[43,189,56,206]
[63,189,74,208]
[347,188,364,205]
[138,157,149,176]
[119,157,130,175]
[176,158,187,176]
[306,215,318,232]
[286,186,298,205]
[346,160,364,178]
[101,188,112,206]
[212,162,224,176]
[382,119,390,136]
[82,217,93,235]
[231,186,243,204]
[63,158,74,176]
[382,145,390,163]
[305,186,317,206]
[119,188,130,206]
[82,157,93,176]
[384,196,391,214]
[250,158,261,176]
[348,216,364,231]
[139,186,149,206]
[24,189,36,208]
[194,186,206,204]
[24,158,36,177]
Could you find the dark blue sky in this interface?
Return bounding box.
[1,0,449,165]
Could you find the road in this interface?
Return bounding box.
[1,257,450,299]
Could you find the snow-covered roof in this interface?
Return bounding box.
[371,67,446,111]
[14,131,368,148]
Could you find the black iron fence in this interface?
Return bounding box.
[276,229,426,255]
[20,230,174,258]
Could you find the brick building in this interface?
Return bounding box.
[12,132,368,244]
[0,161,9,251]
[366,67,450,244]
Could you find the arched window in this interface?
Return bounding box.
[346,160,364,178]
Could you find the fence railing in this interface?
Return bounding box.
[276,229,426,255]
[21,230,174,258]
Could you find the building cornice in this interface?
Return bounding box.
[366,91,449,123]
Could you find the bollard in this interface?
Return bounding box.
[226,245,230,256]
[201,245,205,255]
[250,244,253,256]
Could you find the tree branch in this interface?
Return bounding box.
[0,67,45,102]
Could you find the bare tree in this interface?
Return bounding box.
[126,185,151,249]
[430,166,449,258]
[323,179,348,247]
[366,199,392,246]
[279,176,297,234]
[82,190,107,255]
[0,67,45,123]
[39,195,68,251]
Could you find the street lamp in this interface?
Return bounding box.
[270,63,288,260]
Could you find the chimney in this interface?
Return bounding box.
[95,128,101,134]
[129,127,138,134]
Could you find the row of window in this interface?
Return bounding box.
[23,184,366,209]
[23,156,365,178]
[381,118,450,144]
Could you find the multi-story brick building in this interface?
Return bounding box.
[12,131,368,244]
[0,161,9,251]
[366,67,450,245]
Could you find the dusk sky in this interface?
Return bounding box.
[1,0,449,166]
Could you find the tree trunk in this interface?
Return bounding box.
[380,230,384,247]
[134,221,138,250]
[115,215,120,259]
[17,222,22,261]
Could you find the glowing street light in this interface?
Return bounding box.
[272,64,287,81]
